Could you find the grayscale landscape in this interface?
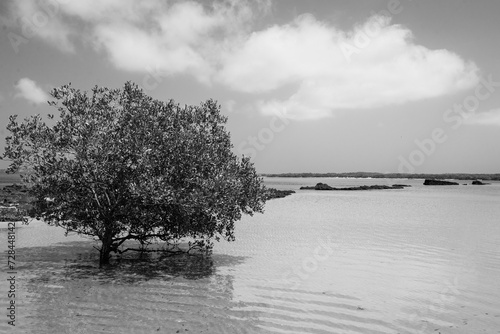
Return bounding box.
[1,1,499,333]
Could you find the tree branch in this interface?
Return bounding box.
[118,247,185,255]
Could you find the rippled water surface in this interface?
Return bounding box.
[1,178,500,333]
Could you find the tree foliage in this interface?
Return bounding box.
[2,82,267,266]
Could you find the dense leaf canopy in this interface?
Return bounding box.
[2,82,267,265]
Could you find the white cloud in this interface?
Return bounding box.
[219,14,479,119]
[3,1,480,119]
[464,109,500,126]
[66,0,265,83]
[14,78,50,104]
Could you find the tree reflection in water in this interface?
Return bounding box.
[10,241,255,334]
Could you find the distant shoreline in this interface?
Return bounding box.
[261,172,500,181]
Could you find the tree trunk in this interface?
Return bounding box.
[99,230,113,267]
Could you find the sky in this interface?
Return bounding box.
[0,0,499,174]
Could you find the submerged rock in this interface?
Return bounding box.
[423,179,459,186]
[472,180,489,185]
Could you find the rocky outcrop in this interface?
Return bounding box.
[423,179,459,186]
[300,183,410,191]
[300,183,334,190]
[266,188,295,199]
[472,180,489,185]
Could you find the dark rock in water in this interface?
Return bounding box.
[392,184,411,188]
[300,183,334,190]
[423,179,459,186]
[300,183,409,191]
[472,180,489,185]
[266,188,295,199]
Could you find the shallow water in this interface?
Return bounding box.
[1,178,500,333]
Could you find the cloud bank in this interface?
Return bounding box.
[14,78,50,105]
[3,0,480,119]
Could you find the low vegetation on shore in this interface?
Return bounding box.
[0,184,30,221]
